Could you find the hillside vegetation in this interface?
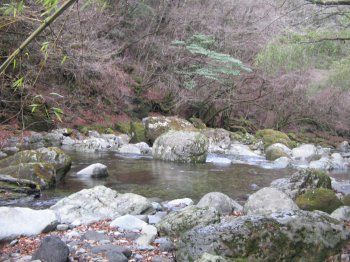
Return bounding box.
[1,0,350,137]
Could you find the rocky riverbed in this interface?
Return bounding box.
[1,116,350,261]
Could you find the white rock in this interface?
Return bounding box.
[164,198,194,210]
[244,187,299,215]
[226,143,260,157]
[50,186,152,226]
[309,157,331,170]
[0,207,58,241]
[292,144,317,161]
[134,142,152,154]
[110,214,148,231]
[337,141,350,153]
[76,163,108,178]
[273,157,291,169]
[110,215,157,245]
[118,144,142,154]
[330,153,348,170]
[75,137,111,152]
[62,136,76,146]
[197,192,242,215]
[206,155,232,165]
[331,206,350,221]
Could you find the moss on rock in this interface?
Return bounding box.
[296,188,342,213]
[189,117,206,129]
[342,195,350,206]
[115,121,146,143]
[256,129,295,149]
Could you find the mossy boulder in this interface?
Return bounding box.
[296,188,342,213]
[0,147,71,197]
[115,121,146,143]
[189,117,206,129]
[256,129,295,149]
[142,116,195,144]
[342,195,350,206]
[271,169,332,200]
[265,143,291,161]
[152,131,209,163]
[176,210,349,261]
[156,206,220,237]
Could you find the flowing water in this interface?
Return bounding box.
[3,149,350,208]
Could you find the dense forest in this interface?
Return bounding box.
[2,1,350,261]
[1,0,350,138]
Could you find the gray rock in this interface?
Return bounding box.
[338,141,350,153]
[110,215,157,245]
[0,207,58,241]
[106,251,128,262]
[225,143,260,157]
[309,156,331,170]
[148,212,167,224]
[117,144,142,154]
[154,237,176,252]
[56,224,69,231]
[197,192,242,215]
[291,144,318,161]
[74,137,112,152]
[273,156,291,169]
[134,142,152,155]
[32,236,69,262]
[2,146,19,154]
[177,210,350,261]
[83,231,110,241]
[271,169,332,199]
[156,206,220,237]
[265,143,291,161]
[164,198,193,211]
[331,206,350,221]
[153,131,208,163]
[91,244,132,258]
[195,253,227,262]
[0,151,7,159]
[200,128,232,153]
[50,186,152,226]
[244,187,299,215]
[330,153,349,170]
[76,163,108,178]
[142,116,194,144]
[152,256,174,262]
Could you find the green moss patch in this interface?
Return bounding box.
[296,188,342,214]
[256,129,295,149]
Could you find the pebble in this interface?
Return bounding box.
[136,245,155,251]
[57,224,69,231]
[9,239,18,246]
[249,183,260,191]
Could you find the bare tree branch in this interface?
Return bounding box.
[306,0,350,5]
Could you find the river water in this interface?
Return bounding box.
[3,149,350,208]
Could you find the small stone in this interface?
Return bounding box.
[83,231,110,241]
[154,237,176,252]
[106,251,128,262]
[148,212,167,224]
[135,245,154,251]
[75,248,86,255]
[56,224,69,231]
[151,202,163,211]
[134,254,144,261]
[250,184,260,191]
[9,239,18,246]
[32,236,69,262]
[76,163,108,178]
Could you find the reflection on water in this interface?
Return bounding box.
[7,150,350,208]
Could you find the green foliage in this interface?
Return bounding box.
[255,30,350,75]
[173,34,251,89]
[328,58,350,90]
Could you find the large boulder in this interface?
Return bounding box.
[0,147,71,193]
[291,144,318,161]
[265,143,291,161]
[143,116,194,144]
[225,143,260,157]
[197,192,242,215]
[296,188,342,214]
[271,169,332,199]
[309,157,331,170]
[244,187,299,215]
[50,186,152,226]
[152,131,209,163]
[176,210,350,261]
[255,129,294,149]
[32,236,69,262]
[200,128,231,153]
[156,206,220,237]
[0,207,58,241]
